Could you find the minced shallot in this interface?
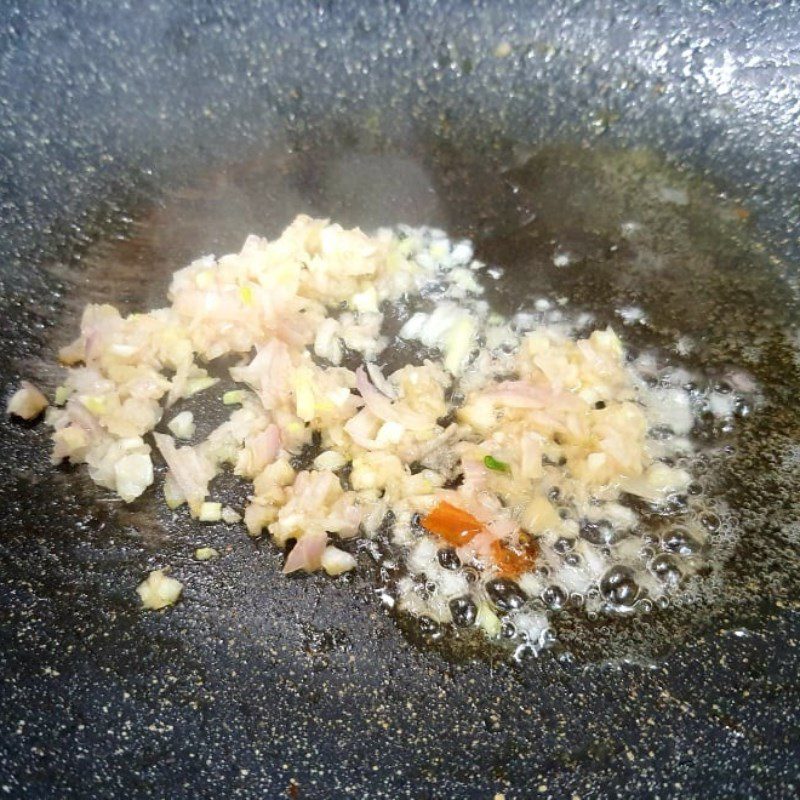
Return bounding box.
[8,215,744,645]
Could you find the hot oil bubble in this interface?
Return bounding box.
[650,553,683,587]
[659,494,690,517]
[637,598,654,613]
[734,397,751,418]
[662,528,701,556]
[542,584,567,610]
[437,547,461,570]
[513,643,538,663]
[569,592,585,607]
[449,596,477,627]
[600,566,640,607]
[399,236,761,651]
[579,518,617,545]
[501,621,517,639]
[464,566,479,584]
[417,615,443,641]
[701,512,720,531]
[553,536,575,554]
[486,578,527,611]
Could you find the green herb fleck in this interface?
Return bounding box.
[484,455,510,473]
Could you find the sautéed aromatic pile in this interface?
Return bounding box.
[8,216,752,651]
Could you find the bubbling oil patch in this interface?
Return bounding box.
[378,231,757,656]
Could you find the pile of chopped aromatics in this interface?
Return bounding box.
[9,215,731,649]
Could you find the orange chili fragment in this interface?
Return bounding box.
[420,501,484,547]
[490,537,539,578]
[422,501,538,576]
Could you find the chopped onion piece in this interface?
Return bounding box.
[54,386,71,406]
[7,381,48,420]
[137,569,183,610]
[114,452,154,502]
[153,433,215,513]
[321,546,357,576]
[221,506,241,524]
[314,449,348,471]
[222,390,246,406]
[199,502,222,522]
[185,376,218,397]
[352,286,378,313]
[354,367,431,431]
[444,317,475,374]
[167,411,195,439]
[293,367,315,422]
[194,547,219,561]
[283,531,328,574]
[366,362,397,399]
[476,602,502,637]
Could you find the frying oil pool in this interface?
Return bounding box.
[56,137,800,661]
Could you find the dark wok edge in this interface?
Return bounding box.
[0,2,798,799]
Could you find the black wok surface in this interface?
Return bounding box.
[1,2,799,797]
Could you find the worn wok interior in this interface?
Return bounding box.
[1,2,799,797]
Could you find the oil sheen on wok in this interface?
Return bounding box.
[13,139,797,660]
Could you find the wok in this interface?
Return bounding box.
[1,1,798,797]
